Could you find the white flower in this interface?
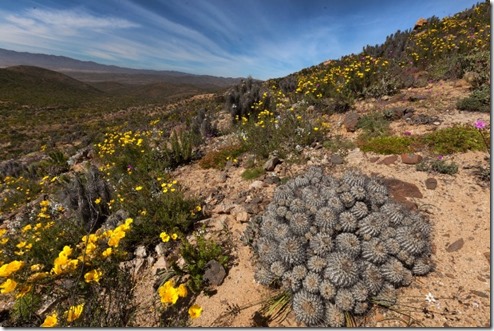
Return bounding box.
[425,292,436,303]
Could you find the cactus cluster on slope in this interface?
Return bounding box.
[250,167,434,326]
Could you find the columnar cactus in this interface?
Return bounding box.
[250,167,434,326]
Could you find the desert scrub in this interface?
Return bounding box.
[170,229,230,293]
[198,143,246,170]
[0,199,136,327]
[359,135,414,155]
[241,167,265,180]
[422,124,488,154]
[416,158,459,175]
[356,112,391,139]
[246,167,434,327]
[226,77,268,121]
[239,108,326,160]
[456,85,490,113]
[322,135,356,155]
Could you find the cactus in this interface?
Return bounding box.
[247,167,434,326]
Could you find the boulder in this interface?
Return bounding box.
[343,111,360,132]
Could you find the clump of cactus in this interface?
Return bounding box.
[225,77,268,121]
[249,167,434,326]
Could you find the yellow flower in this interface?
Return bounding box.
[171,233,178,240]
[41,312,58,327]
[16,241,27,249]
[0,260,24,277]
[15,284,32,299]
[158,281,179,305]
[60,246,73,257]
[94,197,102,204]
[160,232,170,243]
[0,229,6,237]
[135,186,143,191]
[108,228,126,247]
[0,278,17,293]
[188,304,202,319]
[66,303,84,322]
[177,283,188,298]
[102,247,112,258]
[195,205,202,212]
[21,224,32,233]
[84,269,102,283]
[30,264,43,272]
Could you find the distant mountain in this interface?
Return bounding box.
[0,48,242,87]
[0,65,104,106]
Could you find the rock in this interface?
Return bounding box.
[217,172,228,183]
[446,238,464,252]
[343,111,360,132]
[369,157,380,163]
[249,180,265,190]
[236,211,250,223]
[152,256,168,275]
[135,245,147,258]
[203,260,226,286]
[264,176,281,185]
[263,157,281,171]
[463,71,480,87]
[378,155,398,165]
[383,178,423,210]
[425,178,438,190]
[401,153,423,165]
[330,154,344,165]
[155,243,167,256]
[413,17,427,30]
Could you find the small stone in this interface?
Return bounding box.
[343,111,360,132]
[425,178,438,190]
[433,121,441,126]
[263,157,281,171]
[249,180,265,190]
[264,176,281,185]
[483,252,490,264]
[470,290,489,299]
[378,155,398,165]
[135,245,147,258]
[203,260,227,286]
[236,211,250,223]
[401,153,423,164]
[152,256,168,275]
[218,172,228,183]
[155,243,167,256]
[330,154,344,165]
[446,238,464,252]
[369,157,380,163]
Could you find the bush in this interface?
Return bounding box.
[198,143,246,170]
[359,135,414,155]
[456,85,490,113]
[357,112,391,139]
[241,167,265,180]
[423,125,487,154]
[416,159,459,175]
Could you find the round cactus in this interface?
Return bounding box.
[249,167,433,326]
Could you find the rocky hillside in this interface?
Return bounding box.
[0,2,490,328]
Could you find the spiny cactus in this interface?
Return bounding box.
[247,167,434,326]
[62,165,111,231]
[225,77,269,121]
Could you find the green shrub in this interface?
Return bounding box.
[241,167,265,180]
[198,143,246,169]
[456,85,490,113]
[357,112,390,139]
[162,130,195,168]
[423,125,486,154]
[359,135,413,154]
[416,159,459,175]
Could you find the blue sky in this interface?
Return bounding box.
[0,0,483,80]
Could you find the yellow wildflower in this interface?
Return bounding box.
[84,269,102,283]
[94,197,102,204]
[0,278,17,293]
[160,232,170,243]
[41,312,58,327]
[0,260,24,277]
[171,233,178,240]
[102,247,112,258]
[66,303,84,322]
[21,224,32,233]
[135,186,143,191]
[177,283,188,298]
[188,304,203,319]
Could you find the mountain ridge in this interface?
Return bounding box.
[0,48,243,87]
